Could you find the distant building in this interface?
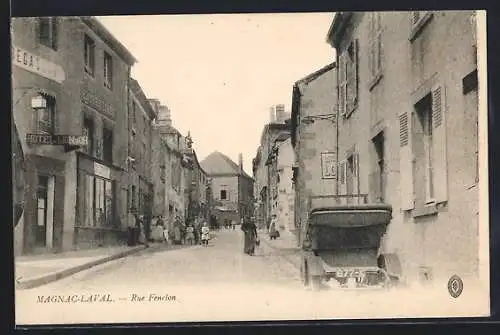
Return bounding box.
[201,151,254,227]
[128,78,157,221]
[253,121,290,230]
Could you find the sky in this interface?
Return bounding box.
[98,13,335,175]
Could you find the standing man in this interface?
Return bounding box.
[127,208,137,246]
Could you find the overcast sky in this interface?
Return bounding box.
[98,13,335,175]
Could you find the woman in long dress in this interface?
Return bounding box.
[242,219,258,256]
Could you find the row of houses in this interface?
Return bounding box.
[12,16,209,256]
[254,11,483,285]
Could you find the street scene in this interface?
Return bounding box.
[12,11,489,325]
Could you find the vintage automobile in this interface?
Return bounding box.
[299,194,402,290]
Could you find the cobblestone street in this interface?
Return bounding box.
[16,230,488,325]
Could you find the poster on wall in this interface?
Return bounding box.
[321,152,336,179]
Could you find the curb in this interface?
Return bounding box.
[16,245,148,290]
[260,237,301,270]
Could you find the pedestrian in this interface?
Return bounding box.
[127,207,137,246]
[201,221,210,246]
[232,219,236,231]
[185,224,195,245]
[162,218,170,245]
[241,218,258,256]
[173,216,182,245]
[269,215,279,240]
[193,218,200,245]
[143,214,151,247]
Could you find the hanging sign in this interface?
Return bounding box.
[321,151,337,179]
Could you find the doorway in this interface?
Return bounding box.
[35,175,54,249]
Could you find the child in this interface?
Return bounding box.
[201,222,210,246]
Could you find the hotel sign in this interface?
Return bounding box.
[26,134,88,146]
[12,45,65,83]
[321,152,337,179]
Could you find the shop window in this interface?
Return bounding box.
[84,34,95,77]
[81,173,115,227]
[39,17,58,50]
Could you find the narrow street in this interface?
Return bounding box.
[15,229,485,325]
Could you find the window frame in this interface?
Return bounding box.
[368,12,383,90]
[220,189,228,200]
[84,34,95,77]
[38,17,58,50]
[103,51,113,90]
[102,126,114,164]
[409,11,434,42]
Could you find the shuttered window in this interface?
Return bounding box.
[39,17,58,50]
[339,39,359,118]
[431,84,448,203]
[399,111,414,210]
[369,12,383,82]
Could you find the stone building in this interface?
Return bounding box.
[253,115,290,230]
[154,105,187,224]
[289,62,338,245]
[266,134,295,238]
[201,152,254,227]
[127,79,157,220]
[12,17,136,254]
[326,11,481,283]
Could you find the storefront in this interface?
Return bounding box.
[75,153,124,248]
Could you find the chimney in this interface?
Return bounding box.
[238,153,243,172]
[275,104,286,123]
[269,107,276,123]
[158,105,172,126]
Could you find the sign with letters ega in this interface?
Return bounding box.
[12,45,65,83]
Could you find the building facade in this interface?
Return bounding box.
[127,79,156,222]
[253,113,291,230]
[290,63,338,246]
[201,151,254,227]
[327,11,480,283]
[12,17,136,254]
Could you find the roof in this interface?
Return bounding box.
[82,17,137,65]
[290,62,337,147]
[200,151,252,179]
[325,12,354,48]
[274,132,291,143]
[129,78,157,120]
[259,123,290,146]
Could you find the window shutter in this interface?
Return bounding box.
[399,111,414,210]
[411,11,421,26]
[338,52,346,117]
[351,39,359,111]
[431,84,448,203]
[51,17,58,50]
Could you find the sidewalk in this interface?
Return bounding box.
[15,244,150,290]
[259,229,301,269]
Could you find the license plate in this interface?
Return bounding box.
[336,268,362,278]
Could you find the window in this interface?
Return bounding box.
[35,94,56,134]
[368,12,383,85]
[84,35,95,76]
[103,127,113,164]
[131,101,137,124]
[371,132,385,202]
[131,185,137,209]
[220,190,227,200]
[39,17,58,50]
[82,117,94,155]
[410,11,433,41]
[415,94,434,203]
[104,52,113,89]
[339,39,359,118]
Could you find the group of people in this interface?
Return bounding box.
[127,208,211,247]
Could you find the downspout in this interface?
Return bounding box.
[126,68,131,214]
[335,52,340,197]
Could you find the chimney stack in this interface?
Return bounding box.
[275,104,286,123]
[238,153,243,172]
[269,107,276,123]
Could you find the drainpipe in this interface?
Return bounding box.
[335,54,340,197]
